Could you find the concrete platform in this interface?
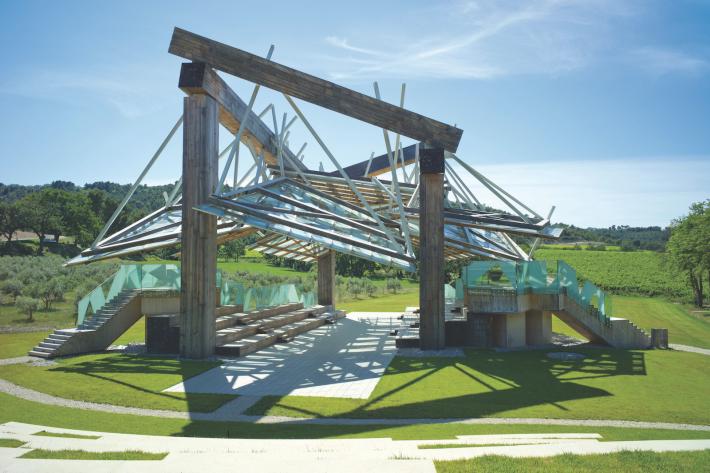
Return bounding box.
[165,313,401,399]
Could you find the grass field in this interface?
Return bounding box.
[0,353,235,412]
[20,449,167,460]
[435,450,710,473]
[0,331,51,359]
[0,438,25,448]
[1,391,709,441]
[246,347,710,425]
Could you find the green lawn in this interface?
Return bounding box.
[612,296,710,348]
[339,291,418,312]
[0,438,25,448]
[1,391,709,442]
[0,298,76,328]
[435,450,710,473]
[246,348,710,425]
[0,353,235,412]
[20,449,167,460]
[0,331,51,359]
[34,430,100,439]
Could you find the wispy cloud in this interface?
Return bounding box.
[320,0,708,82]
[0,64,174,118]
[630,47,709,75]
[321,0,630,81]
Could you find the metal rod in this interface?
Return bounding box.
[282,93,402,251]
[372,82,413,255]
[92,114,183,248]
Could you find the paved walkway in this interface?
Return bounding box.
[670,344,710,356]
[2,378,709,431]
[166,313,400,399]
[1,422,709,472]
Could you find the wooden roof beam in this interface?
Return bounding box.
[169,28,463,151]
[178,62,305,170]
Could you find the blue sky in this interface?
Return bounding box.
[0,0,708,227]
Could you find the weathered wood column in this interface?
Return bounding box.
[180,94,218,358]
[317,249,336,308]
[419,147,446,350]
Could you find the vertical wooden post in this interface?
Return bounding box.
[317,249,336,307]
[180,94,218,359]
[419,146,446,350]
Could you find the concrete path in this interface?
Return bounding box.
[2,378,710,431]
[0,357,32,366]
[670,344,710,356]
[166,313,400,399]
[1,422,709,472]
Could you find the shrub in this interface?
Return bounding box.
[0,279,23,303]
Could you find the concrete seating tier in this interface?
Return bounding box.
[216,307,345,357]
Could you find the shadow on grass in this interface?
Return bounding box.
[48,354,233,412]
[246,348,647,420]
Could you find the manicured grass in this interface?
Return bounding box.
[20,449,167,460]
[419,442,532,449]
[612,296,710,349]
[0,438,25,448]
[0,353,235,412]
[0,297,76,328]
[246,348,710,425]
[435,450,710,473]
[338,291,418,312]
[34,430,100,439]
[0,331,50,359]
[1,391,709,441]
[112,317,146,345]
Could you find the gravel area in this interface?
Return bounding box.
[1,378,709,431]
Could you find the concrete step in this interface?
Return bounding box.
[215,303,308,330]
[31,346,55,354]
[216,309,314,346]
[28,350,52,358]
[216,311,343,357]
[38,341,62,349]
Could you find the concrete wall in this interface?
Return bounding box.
[506,312,526,348]
[525,310,552,346]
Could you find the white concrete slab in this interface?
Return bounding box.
[165,314,399,399]
[2,422,710,473]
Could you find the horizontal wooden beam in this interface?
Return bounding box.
[179,62,305,170]
[169,28,463,151]
[334,143,418,178]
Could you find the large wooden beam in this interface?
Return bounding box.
[317,249,336,308]
[418,146,446,350]
[179,62,304,170]
[180,94,218,359]
[169,28,463,152]
[333,143,418,178]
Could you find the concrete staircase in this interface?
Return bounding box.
[556,295,651,349]
[216,303,345,357]
[29,289,142,359]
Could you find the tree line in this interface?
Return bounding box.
[0,181,173,254]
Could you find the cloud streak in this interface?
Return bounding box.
[321,0,708,82]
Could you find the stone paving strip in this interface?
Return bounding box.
[2,378,710,431]
[670,344,710,356]
[1,421,710,473]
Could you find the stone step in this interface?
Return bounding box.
[28,350,51,358]
[215,302,309,330]
[216,312,343,357]
[31,346,55,354]
[39,341,62,349]
[216,309,314,346]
